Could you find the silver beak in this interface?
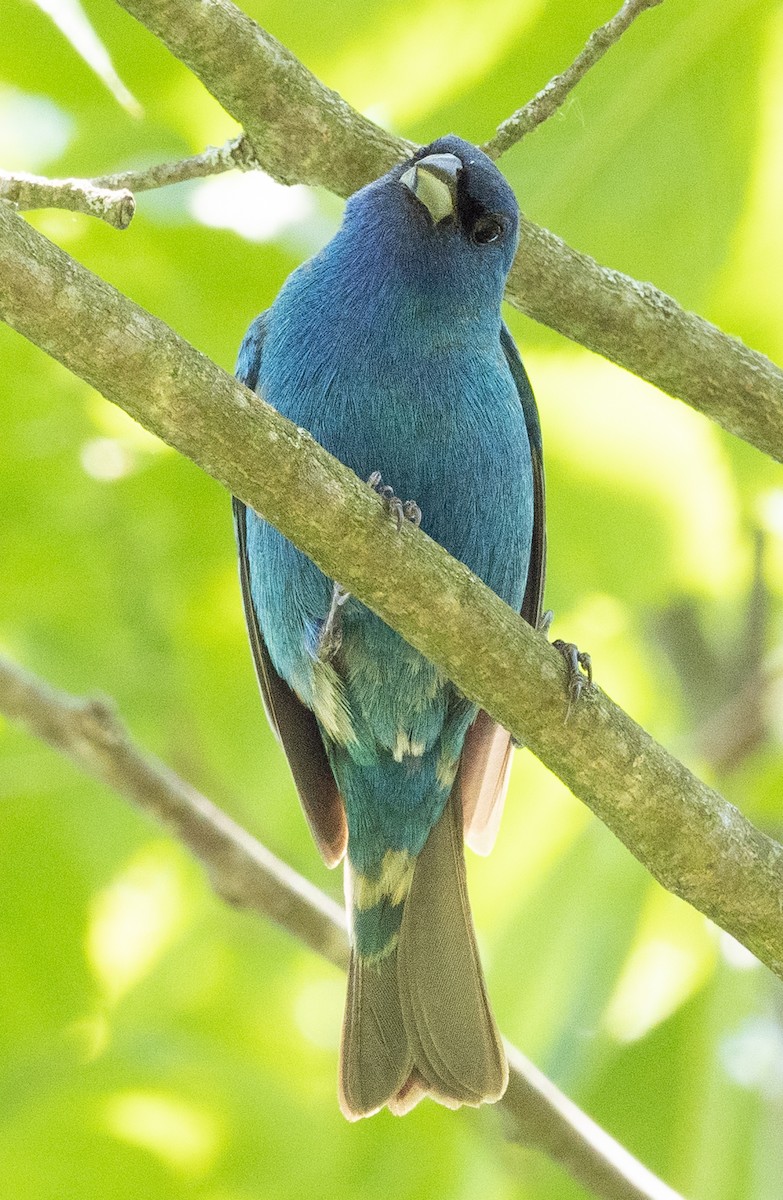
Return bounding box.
[399,152,462,223]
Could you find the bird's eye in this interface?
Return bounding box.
[471,216,504,245]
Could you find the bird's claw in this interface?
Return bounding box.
[537,609,554,638]
[317,475,422,661]
[552,640,593,721]
[538,610,593,723]
[316,581,350,662]
[402,499,422,527]
[367,471,422,532]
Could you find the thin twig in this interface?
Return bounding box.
[0,652,686,1200]
[0,134,258,230]
[2,199,783,986]
[484,0,665,158]
[0,171,135,230]
[91,132,260,192]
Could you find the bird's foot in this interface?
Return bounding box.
[367,471,422,532]
[538,609,593,723]
[316,581,350,662]
[315,475,422,663]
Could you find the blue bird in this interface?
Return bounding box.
[233,135,546,1119]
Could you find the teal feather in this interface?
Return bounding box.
[352,899,405,959]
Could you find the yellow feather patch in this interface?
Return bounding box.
[310,661,355,746]
[353,850,415,910]
[408,656,443,702]
[391,732,426,762]
[436,752,459,791]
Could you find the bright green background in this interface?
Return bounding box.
[2,1,783,1197]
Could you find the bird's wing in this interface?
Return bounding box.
[233,316,348,868]
[501,323,547,632]
[461,324,546,855]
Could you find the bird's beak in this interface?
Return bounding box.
[399,152,462,223]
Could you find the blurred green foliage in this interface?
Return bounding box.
[2,1,783,1197]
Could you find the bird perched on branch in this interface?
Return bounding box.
[234,135,547,1119]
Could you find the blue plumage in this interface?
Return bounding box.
[234,136,545,1117]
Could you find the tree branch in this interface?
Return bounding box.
[90,132,260,191]
[0,170,136,229]
[109,0,783,464]
[2,198,782,982]
[0,135,259,228]
[0,654,346,964]
[505,221,783,465]
[116,0,414,195]
[0,652,686,1200]
[483,0,664,158]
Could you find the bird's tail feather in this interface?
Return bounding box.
[397,785,508,1106]
[339,789,508,1119]
[339,949,412,1119]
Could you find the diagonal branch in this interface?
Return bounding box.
[483,0,664,158]
[505,220,783,465]
[109,0,783,465]
[0,651,686,1200]
[116,0,414,195]
[1,199,782,983]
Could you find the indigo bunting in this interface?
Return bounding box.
[234,136,546,1119]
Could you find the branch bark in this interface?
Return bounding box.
[0,651,685,1200]
[0,170,135,229]
[116,0,414,195]
[483,0,664,157]
[1,198,782,982]
[0,136,259,228]
[109,0,783,464]
[505,221,783,464]
[90,133,261,191]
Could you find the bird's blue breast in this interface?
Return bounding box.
[256,243,533,607]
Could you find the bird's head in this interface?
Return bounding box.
[396,135,519,271]
[340,135,520,320]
